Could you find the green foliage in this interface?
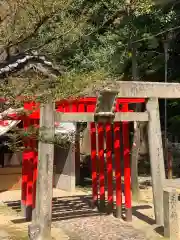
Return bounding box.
[1,0,180,143]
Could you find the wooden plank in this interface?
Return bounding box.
[55,112,149,122]
[163,187,179,240]
[146,98,165,226]
[28,102,55,240]
[84,81,180,99]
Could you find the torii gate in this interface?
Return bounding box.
[27,80,180,240]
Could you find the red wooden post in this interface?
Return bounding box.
[105,122,113,213]
[90,122,98,207]
[25,150,33,221]
[122,103,132,222]
[72,101,81,185]
[21,152,28,215]
[23,102,40,222]
[21,116,30,218]
[114,121,122,218]
[56,102,64,112]
[32,119,39,216]
[71,100,78,112]
[78,101,85,112]
[86,98,96,113]
[26,118,37,221]
[97,122,105,211]
[64,101,70,112]
[21,117,34,221]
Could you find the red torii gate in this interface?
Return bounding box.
[1,97,144,221]
[20,97,145,222]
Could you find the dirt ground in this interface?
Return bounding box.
[0,180,169,240]
[0,189,85,240]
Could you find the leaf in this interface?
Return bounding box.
[147,37,159,49]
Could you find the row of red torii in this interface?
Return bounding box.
[19,97,144,222]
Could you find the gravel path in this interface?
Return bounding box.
[52,196,149,240]
[54,215,149,240]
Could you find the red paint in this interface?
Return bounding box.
[97,123,105,203]
[21,98,145,119]
[122,104,131,210]
[22,117,37,219]
[0,98,145,121]
[0,120,9,126]
[21,152,28,207]
[87,104,96,112]
[90,122,98,203]
[71,101,78,112]
[56,104,64,112]
[24,102,40,119]
[26,154,33,207]
[117,98,144,103]
[114,122,122,208]
[25,119,35,210]
[78,103,85,112]
[64,103,71,112]
[32,119,39,210]
[105,122,113,207]
[21,116,30,208]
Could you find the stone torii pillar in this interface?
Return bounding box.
[29,101,55,240]
[146,98,165,226]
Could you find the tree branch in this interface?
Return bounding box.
[7,10,59,49]
[26,8,126,52]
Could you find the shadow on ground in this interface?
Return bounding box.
[4,195,156,226]
[132,205,155,225]
[4,195,107,224]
